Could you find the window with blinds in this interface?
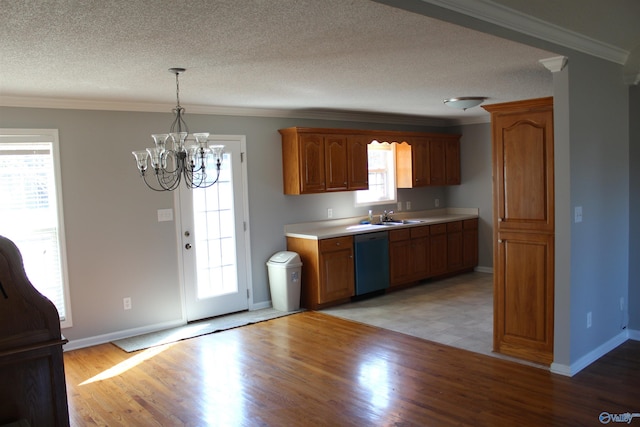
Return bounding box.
[0,129,72,328]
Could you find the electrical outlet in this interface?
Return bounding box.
[406,201,411,210]
[397,202,402,211]
[327,208,333,219]
[574,206,583,223]
[435,199,440,208]
[587,311,592,328]
[123,297,132,311]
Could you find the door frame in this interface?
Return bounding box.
[173,134,253,323]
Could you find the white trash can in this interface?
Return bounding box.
[266,251,303,312]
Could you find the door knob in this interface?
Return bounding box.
[185,243,192,250]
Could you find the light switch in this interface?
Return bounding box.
[157,208,174,222]
[574,206,582,223]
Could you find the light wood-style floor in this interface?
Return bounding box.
[64,311,640,426]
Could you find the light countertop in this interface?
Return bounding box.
[284,208,479,240]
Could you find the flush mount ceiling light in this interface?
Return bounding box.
[132,68,225,191]
[443,97,487,111]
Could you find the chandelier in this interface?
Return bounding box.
[132,68,224,191]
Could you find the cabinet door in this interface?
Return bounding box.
[318,237,354,303]
[347,135,369,190]
[324,135,348,191]
[411,236,430,279]
[411,138,430,187]
[446,221,463,271]
[300,134,325,193]
[429,224,447,276]
[462,219,478,268]
[494,231,554,364]
[494,109,554,232]
[445,139,461,185]
[389,239,413,286]
[429,139,446,186]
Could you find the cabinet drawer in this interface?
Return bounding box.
[446,221,462,232]
[389,229,411,242]
[410,226,430,239]
[463,218,478,229]
[319,236,353,251]
[430,223,447,235]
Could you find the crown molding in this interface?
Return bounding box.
[0,95,455,127]
[420,0,629,65]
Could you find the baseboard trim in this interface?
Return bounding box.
[64,304,276,351]
[64,318,186,351]
[628,329,640,341]
[550,330,629,377]
[474,266,493,274]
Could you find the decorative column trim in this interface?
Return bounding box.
[540,56,568,73]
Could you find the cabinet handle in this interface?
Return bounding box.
[336,242,341,246]
[497,239,503,243]
[498,218,503,222]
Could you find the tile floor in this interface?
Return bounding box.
[322,271,545,368]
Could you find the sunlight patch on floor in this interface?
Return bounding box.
[79,343,174,385]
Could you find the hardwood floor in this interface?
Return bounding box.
[64,312,639,426]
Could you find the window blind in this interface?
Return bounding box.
[0,134,70,324]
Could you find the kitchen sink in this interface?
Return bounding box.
[382,219,426,225]
[380,221,404,226]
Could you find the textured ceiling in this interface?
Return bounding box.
[0,0,636,125]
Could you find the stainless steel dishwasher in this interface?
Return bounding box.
[354,231,389,296]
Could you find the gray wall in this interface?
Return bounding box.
[629,84,640,331]
[446,123,493,269]
[566,54,630,363]
[0,106,460,343]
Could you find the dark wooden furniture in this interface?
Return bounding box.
[0,235,70,427]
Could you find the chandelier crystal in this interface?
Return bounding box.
[132,68,224,191]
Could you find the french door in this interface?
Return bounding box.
[178,135,250,322]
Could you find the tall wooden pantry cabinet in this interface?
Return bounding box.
[483,97,555,365]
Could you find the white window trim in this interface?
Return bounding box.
[355,141,397,207]
[0,128,73,328]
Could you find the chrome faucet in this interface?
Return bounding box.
[380,210,394,222]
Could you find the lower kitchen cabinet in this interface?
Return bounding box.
[447,221,463,271]
[429,223,448,276]
[286,235,354,309]
[389,227,430,287]
[389,229,413,286]
[287,218,478,309]
[463,218,479,268]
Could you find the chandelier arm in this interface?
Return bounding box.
[197,162,222,188]
[157,168,182,191]
[140,171,173,192]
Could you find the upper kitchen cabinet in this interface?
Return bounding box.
[396,137,430,188]
[396,135,461,188]
[279,127,460,194]
[279,127,369,194]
